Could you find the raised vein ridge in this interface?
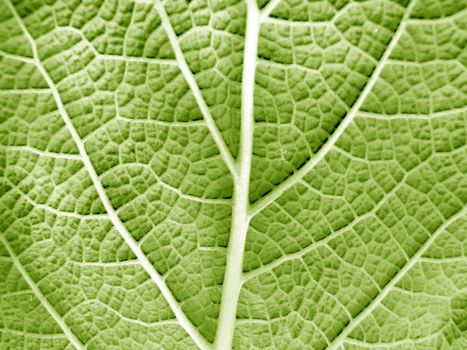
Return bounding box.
[0,236,85,350]
[327,206,467,350]
[249,0,417,217]
[5,1,211,349]
[150,0,237,176]
[214,1,260,349]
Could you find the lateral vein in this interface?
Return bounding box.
[243,131,467,283]
[249,0,417,217]
[5,2,211,349]
[1,145,82,160]
[260,0,282,20]
[0,237,85,350]
[326,206,466,350]
[150,0,237,176]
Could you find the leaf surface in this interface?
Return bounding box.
[0,0,466,349]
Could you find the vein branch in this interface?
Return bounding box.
[5,2,211,349]
[249,0,417,217]
[0,145,82,160]
[260,0,282,20]
[326,206,466,350]
[151,0,237,176]
[242,144,464,282]
[0,237,85,350]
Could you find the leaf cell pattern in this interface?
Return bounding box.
[0,0,466,349]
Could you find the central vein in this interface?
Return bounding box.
[213,2,260,349]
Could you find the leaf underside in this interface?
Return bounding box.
[0,0,466,349]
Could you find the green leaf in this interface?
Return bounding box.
[0,0,466,349]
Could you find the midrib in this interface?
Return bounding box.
[215,1,420,348]
[4,0,426,349]
[213,2,260,349]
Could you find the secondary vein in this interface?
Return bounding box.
[150,0,237,176]
[326,206,466,350]
[249,0,418,217]
[5,2,211,349]
[0,237,85,350]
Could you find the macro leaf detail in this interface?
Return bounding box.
[0,0,466,349]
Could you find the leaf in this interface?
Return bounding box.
[0,0,466,349]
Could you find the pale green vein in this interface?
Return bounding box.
[149,0,237,176]
[4,2,211,349]
[249,0,417,217]
[0,49,34,63]
[243,145,464,282]
[326,206,466,350]
[213,1,260,349]
[1,145,81,160]
[0,237,85,350]
[357,106,467,120]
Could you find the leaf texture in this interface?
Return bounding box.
[0,0,466,349]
